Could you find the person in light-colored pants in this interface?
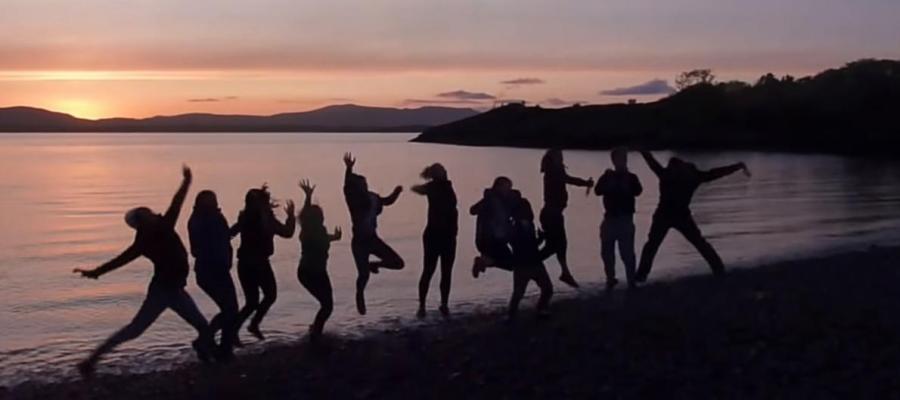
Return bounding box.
[600,216,636,288]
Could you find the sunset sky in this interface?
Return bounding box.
[2,0,898,119]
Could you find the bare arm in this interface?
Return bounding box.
[342,152,356,188]
[564,173,593,188]
[74,243,141,279]
[299,179,315,209]
[229,215,241,238]
[274,200,296,238]
[701,163,745,183]
[163,165,192,228]
[640,151,665,177]
[411,183,428,195]
[381,186,403,206]
[329,227,343,242]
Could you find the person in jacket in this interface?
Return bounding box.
[594,147,643,290]
[470,176,520,277]
[74,165,216,376]
[188,189,239,359]
[231,185,295,341]
[636,151,750,282]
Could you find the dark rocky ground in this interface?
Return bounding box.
[7,245,900,399]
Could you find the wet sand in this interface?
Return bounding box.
[7,245,900,399]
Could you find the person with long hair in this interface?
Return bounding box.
[188,189,239,360]
[539,149,594,288]
[296,179,341,340]
[411,163,458,318]
[74,166,216,376]
[343,152,405,315]
[231,185,295,341]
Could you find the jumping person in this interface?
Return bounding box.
[411,163,458,318]
[470,177,521,277]
[231,186,295,341]
[297,179,341,340]
[343,152,405,315]
[74,165,216,376]
[539,149,594,288]
[594,148,643,290]
[508,197,553,320]
[188,190,239,359]
[636,151,751,282]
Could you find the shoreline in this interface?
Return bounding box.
[7,244,900,399]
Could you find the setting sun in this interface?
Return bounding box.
[50,99,106,120]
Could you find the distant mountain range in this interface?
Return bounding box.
[414,59,900,156]
[0,104,479,132]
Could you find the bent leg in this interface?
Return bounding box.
[250,260,277,330]
[508,269,529,319]
[675,216,725,275]
[370,236,405,270]
[352,238,371,314]
[235,260,260,332]
[488,239,516,272]
[533,266,554,313]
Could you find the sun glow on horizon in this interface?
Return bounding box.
[50,99,107,120]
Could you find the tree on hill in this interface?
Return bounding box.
[675,69,716,91]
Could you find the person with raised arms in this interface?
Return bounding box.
[74,165,216,376]
[343,152,405,315]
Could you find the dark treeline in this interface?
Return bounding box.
[413,59,900,156]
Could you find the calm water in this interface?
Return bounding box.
[1,133,900,386]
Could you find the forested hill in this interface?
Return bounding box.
[413,59,900,156]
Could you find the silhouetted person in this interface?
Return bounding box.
[231,186,295,340]
[411,163,458,318]
[636,151,750,282]
[470,177,521,277]
[188,190,239,360]
[539,149,594,288]
[594,148,643,290]
[508,197,553,320]
[74,165,215,377]
[343,152,405,315]
[297,179,342,340]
